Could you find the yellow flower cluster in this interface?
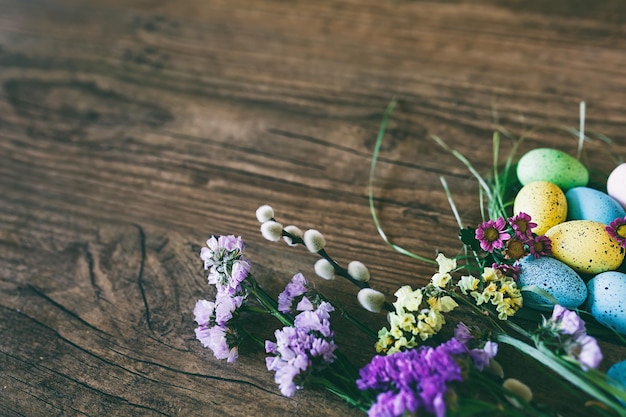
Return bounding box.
[458,267,523,320]
[375,254,459,354]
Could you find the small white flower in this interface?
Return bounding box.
[255,205,275,223]
[260,221,283,241]
[347,261,370,282]
[357,288,385,313]
[314,258,336,280]
[303,229,326,253]
[283,225,303,247]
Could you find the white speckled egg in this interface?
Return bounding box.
[545,220,625,274]
[513,181,567,235]
[566,187,626,224]
[517,148,589,190]
[608,163,626,210]
[518,256,587,311]
[586,271,626,334]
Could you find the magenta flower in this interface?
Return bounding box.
[475,217,511,252]
[527,235,552,258]
[606,216,626,248]
[508,212,537,240]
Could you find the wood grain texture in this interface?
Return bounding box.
[1,0,626,416]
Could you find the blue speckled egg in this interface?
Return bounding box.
[607,360,626,403]
[518,256,587,311]
[566,187,626,224]
[586,271,626,335]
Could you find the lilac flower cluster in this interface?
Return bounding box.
[194,235,251,363]
[277,272,315,314]
[265,301,337,397]
[542,305,603,370]
[357,323,498,417]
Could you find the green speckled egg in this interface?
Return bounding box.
[513,181,567,235]
[545,220,625,274]
[517,148,589,190]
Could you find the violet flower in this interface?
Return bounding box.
[195,235,251,363]
[541,305,603,370]
[265,301,337,397]
[358,324,498,417]
[201,235,250,294]
[277,272,314,314]
[194,299,240,363]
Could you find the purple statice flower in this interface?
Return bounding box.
[195,324,239,363]
[214,291,244,325]
[550,305,586,338]
[194,299,240,363]
[572,335,603,370]
[475,217,511,252]
[277,273,314,314]
[358,327,497,417]
[527,234,552,259]
[508,212,537,240]
[265,301,337,397]
[453,322,498,371]
[201,235,250,294]
[194,299,215,326]
[606,216,626,248]
[543,305,603,370]
[357,339,465,417]
[469,341,498,371]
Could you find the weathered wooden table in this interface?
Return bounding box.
[2,1,626,416]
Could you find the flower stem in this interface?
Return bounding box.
[497,333,626,416]
[246,274,293,327]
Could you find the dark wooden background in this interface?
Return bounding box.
[2,1,626,416]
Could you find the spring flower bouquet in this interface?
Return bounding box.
[193,101,626,416]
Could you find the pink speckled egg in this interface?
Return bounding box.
[607,163,626,210]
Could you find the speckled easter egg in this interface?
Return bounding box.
[607,163,626,210]
[513,181,567,235]
[607,360,626,395]
[545,220,625,274]
[566,187,626,224]
[517,148,589,190]
[586,271,626,334]
[518,256,587,311]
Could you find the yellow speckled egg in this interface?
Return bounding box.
[545,220,625,274]
[513,181,567,235]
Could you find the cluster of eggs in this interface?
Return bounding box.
[511,148,626,333]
